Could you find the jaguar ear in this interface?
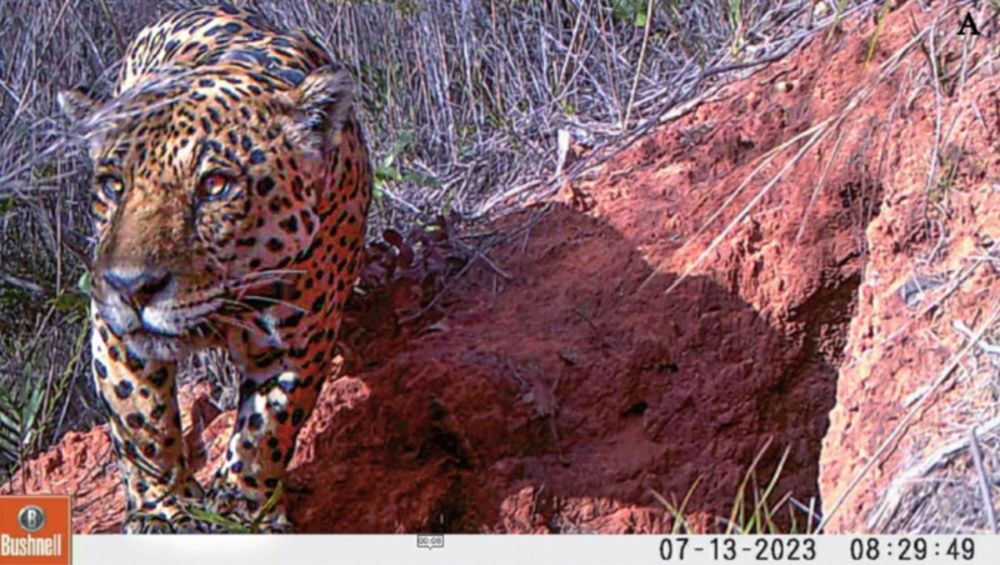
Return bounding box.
[57,88,98,123]
[58,88,110,158]
[287,67,354,154]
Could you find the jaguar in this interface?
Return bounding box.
[59,3,372,533]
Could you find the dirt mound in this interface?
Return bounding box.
[5,3,997,533]
[815,8,1000,532]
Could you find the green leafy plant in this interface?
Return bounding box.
[185,482,286,534]
[0,380,46,470]
[650,476,704,534]
[727,0,744,57]
[725,444,794,534]
[651,440,817,534]
[826,0,852,39]
[611,0,651,27]
[372,130,439,205]
[0,321,86,475]
[863,1,892,65]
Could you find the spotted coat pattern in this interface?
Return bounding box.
[61,4,371,533]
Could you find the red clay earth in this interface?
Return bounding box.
[4,2,997,533]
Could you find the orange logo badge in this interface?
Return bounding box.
[0,495,71,565]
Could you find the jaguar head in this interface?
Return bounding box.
[60,65,354,359]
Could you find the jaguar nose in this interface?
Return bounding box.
[102,267,172,308]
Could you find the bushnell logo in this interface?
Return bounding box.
[17,506,46,533]
[0,495,70,564]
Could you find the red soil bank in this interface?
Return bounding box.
[6,2,996,533]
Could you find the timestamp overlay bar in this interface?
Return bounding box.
[70,534,998,565]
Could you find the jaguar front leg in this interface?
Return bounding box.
[205,358,330,533]
[91,314,204,533]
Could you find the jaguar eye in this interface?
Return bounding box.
[96,175,125,201]
[199,173,233,200]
